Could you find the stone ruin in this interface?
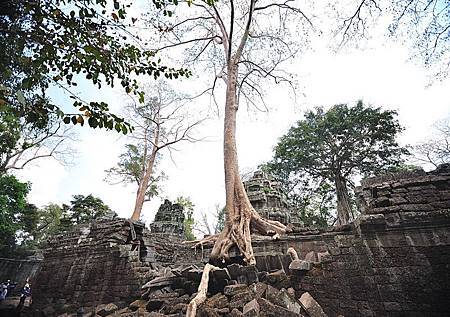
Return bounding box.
[8,165,450,317]
[150,199,185,238]
[244,170,298,225]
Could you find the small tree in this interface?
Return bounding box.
[176,196,196,241]
[106,84,202,221]
[269,101,408,225]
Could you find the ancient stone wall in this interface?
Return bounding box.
[231,165,450,317]
[30,166,450,316]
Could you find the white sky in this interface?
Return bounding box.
[14,7,450,228]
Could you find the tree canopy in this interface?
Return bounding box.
[0,174,34,255]
[267,101,409,225]
[0,0,189,132]
[66,194,114,224]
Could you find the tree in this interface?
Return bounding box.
[176,196,196,241]
[336,0,450,80]
[414,119,450,167]
[0,0,189,132]
[149,0,313,267]
[0,174,31,254]
[106,84,202,221]
[0,106,73,174]
[32,203,73,245]
[268,101,408,225]
[66,194,113,224]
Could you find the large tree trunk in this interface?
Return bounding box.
[335,174,351,226]
[131,131,159,221]
[209,63,288,265]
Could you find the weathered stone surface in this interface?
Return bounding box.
[95,303,118,317]
[289,260,311,274]
[150,199,185,236]
[224,284,249,297]
[299,292,326,317]
[257,297,302,317]
[243,299,260,317]
[129,299,147,311]
[244,170,298,225]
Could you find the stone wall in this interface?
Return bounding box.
[31,165,450,316]
[233,165,450,316]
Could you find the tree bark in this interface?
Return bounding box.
[335,174,351,226]
[186,263,220,317]
[131,129,160,221]
[209,62,288,265]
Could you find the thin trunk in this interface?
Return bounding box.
[335,174,351,226]
[131,129,160,221]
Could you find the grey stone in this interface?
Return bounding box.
[299,292,326,317]
[243,299,260,317]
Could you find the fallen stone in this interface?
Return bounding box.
[229,308,244,317]
[289,260,311,274]
[265,284,280,302]
[167,303,187,314]
[95,303,118,317]
[273,289,303,314]
[141,276,175,289]
[129,299,147,311]
[249,282,267,298]
[229,291,256,309]
[257,297,301,317]
[224,284,249,296]
[299,292,327,317]
[243,299,260,317]
[262,270,291,289]
[205,293,229,309]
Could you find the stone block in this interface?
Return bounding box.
[224,284,249,297]
[95,303,118,317]
[243,299,260,317]
[299,292,327,317]
[256,297,300,317]
[289,260,312,275]
[129,299,147,311]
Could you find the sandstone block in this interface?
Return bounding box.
[243,299,260,317]
[299,292,327,317]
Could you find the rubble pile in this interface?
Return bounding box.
[90,251,327,317]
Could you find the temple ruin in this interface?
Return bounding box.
[1,165,449,316]
[244,170,299,226]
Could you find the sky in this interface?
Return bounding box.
[13,3,450,230]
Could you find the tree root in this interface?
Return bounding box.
[186,263,220,317]
[287,247,299,261]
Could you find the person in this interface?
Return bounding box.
[17,283,32,309]
[0,281,7,301]
[0,280,10,301]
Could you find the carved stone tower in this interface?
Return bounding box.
[150,199,185,237]
[243,170,297,225]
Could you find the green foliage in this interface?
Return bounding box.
[214,206,225,234]
[0,174,31,254]
[176,196,196,241]
[267,101,409,225]
[105,144,165,200]
[67,194,113,224]
[0,0,189,132]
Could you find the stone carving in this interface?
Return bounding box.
[244,170,297,225]
[150,199,185,237]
